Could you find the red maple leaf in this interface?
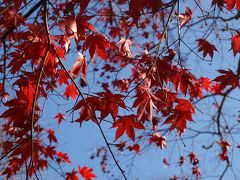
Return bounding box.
[170,69,196,95]
[163,99,195,134]
[112,79,130,92]
[114,141,126,152]
[74,96,101,125]
[96,87,126,120]
[1,80,40,128]
[132,78,159,127]
[54,34,71,53]
[213,69,239,90]
[58,69,69,86]
[231,32,240,56]
[63,83,78,100]
[147,0,163,13]
[226,0,240,10]
[128,144,141,153]
[47,129,57,143]
[198,77,212,91]
[111,115,145,141]
[74,88,126,124]
[125,0,144,26]
[9,139,46,172]
[175,99,195,113]
[66,170,79,180]
[43,145,57,159]
[56,152,71,164]
[54,113,65,125]
[78,166,96,180]
[83,34,110,62]
[2,138,49,178]
[52,43,66,59]
[171,113,193,134]
[197,39,218,59]
[109,27,121,39]
[76,15,96,35]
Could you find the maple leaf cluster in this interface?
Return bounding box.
[0,0,240,179]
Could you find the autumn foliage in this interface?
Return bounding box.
[0,0,240,179]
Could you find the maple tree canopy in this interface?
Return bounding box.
[0,0,240,179]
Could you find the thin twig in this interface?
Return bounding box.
[27,1,51,178]
[216,87,234,137]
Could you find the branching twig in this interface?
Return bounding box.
[216,87,234,137]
